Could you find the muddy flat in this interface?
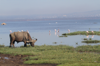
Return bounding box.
[0,54,57,66]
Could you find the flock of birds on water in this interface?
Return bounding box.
[8,21,95,38]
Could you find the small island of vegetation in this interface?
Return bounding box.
[60,31,100,37]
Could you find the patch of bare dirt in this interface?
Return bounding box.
[0,54,57,66]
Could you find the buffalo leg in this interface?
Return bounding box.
[13,41,15,47]
[24,41,27,47]
[9,43,12,47]
[24,44,27,47]
[9,41,13,47]
[24,42,27,47]
[9,40,12,47]
[9,39,14,47]
[9,35,13,47]
[9,39,12,47]
[10,43,13,47]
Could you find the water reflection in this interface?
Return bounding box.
[57,32,59,37]
[86,35,94,38]
[55,32,56,35]
[86,35,89,38]
[49,30,51,36]
[92,35,94,38]
[54,29,59,37]
[68,29,70,33]
[49,29,59,36]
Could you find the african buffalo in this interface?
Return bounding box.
[9,32,37,47]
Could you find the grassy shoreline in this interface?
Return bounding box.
[61,31,100,37]
[0,44,100,66]
[1,31,100,66]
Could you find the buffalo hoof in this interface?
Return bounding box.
[9,46,11,47]
[24,44,27,47]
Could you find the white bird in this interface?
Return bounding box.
[21,30,23,32]
[92,31,94,33]
[86,35,89,38]
[55,29,56,32]
[57,29,59,32]
[27,30,29,33]
[68,29,70,33]
[18,30,20,32]
[86,31,89,33]
[10,30,12,33]
[92,35,94,38]
[49,30,51,35]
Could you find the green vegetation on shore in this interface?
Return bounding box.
[82,40,100,43]
[0,44,100,66]
[82,38,100,43]
[61,31,100,37]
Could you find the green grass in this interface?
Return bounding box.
[1,44,100,66]
[76,45,100,52]
[58,63,100,66]
[82,40,100,43]
[61,31,100,37]
[83,38,88,40]
[82,38,100,43]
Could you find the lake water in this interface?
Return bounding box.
[0,18,100,47]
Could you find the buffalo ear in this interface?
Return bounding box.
[31,39,37,43]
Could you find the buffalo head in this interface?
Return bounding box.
[26,39,37,47]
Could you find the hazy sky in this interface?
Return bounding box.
[0,0,100,16]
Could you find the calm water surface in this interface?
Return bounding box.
[0,19,100,47]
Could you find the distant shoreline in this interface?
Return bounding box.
[0,17,100,22]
